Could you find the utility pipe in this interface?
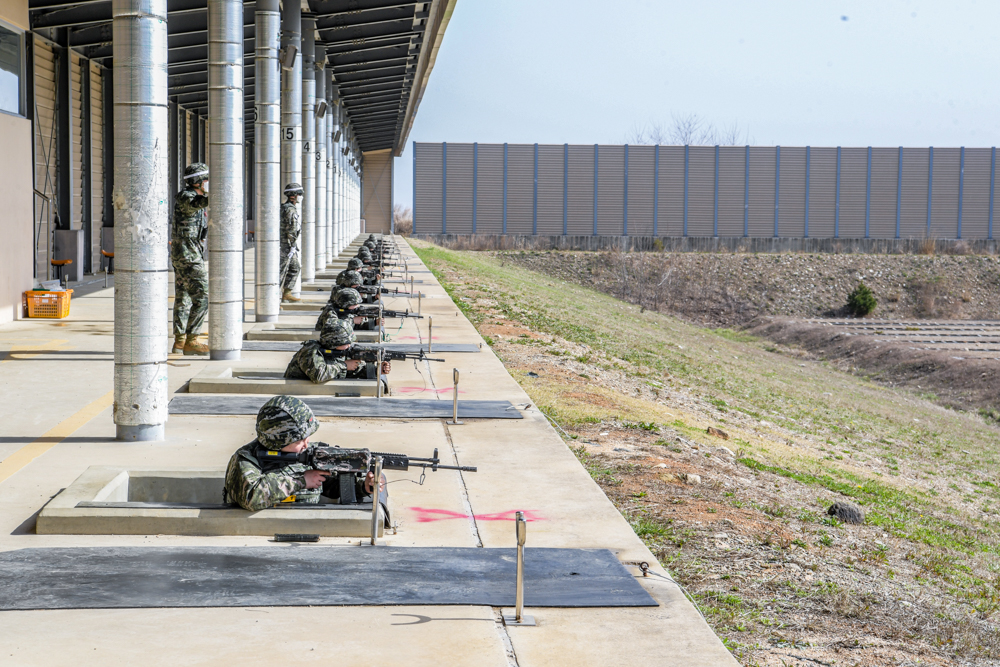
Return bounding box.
[300,15,316,282]
[314,43,326,271]
[280,0,301,294]
[207,0,244,361]
[112,0,170,441]
[253,0,280,322]
[327,74,337,261]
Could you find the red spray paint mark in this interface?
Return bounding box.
[407,507,546,523]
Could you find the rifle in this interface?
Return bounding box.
[356,285,412,297]
[256,445,476,503]
[356,305,423,319]
[322,346,444,364]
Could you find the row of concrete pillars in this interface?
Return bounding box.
[112,0,363,441]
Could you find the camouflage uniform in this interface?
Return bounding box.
[224,396,321,511]
[279,200,301,290]
[284,319,356,383]
[171,185,209,338]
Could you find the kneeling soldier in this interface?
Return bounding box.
[224,395,377,511]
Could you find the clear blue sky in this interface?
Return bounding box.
[392,0,1000,209]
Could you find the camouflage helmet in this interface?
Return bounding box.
[347,258,364,270]
[334,287,362,308]
[320,317,356,348]
[363,240,376,250]
[183,162,209,184]
[367,234,377,241]
[336,269,362,287]
[284,183,304,196]
[255,395,318,451]
[356,248,372,261]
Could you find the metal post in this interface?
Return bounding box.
[653,144,659,237]
[896,147,903,240]
[713,145,719,238]
[417,291,421,315]
[376,347,383,399]
[207,0,244,361]
[447,368,463,425]
[300,16,316,282]
[623,143,628,236]
[743,145,749,237]
[280,0,302,293]
[593,144,598,236]
[805,146,811,238]
[370,455,382,545]
[427,316,432,353]
[503,511,535,626]
[683,144,689,237]
[315,44,327,270]
[254,0,281,322]
[113,0,169,441]
[958,146,965,239]
[472,141,478,233]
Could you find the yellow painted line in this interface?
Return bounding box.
[0,390,114,485]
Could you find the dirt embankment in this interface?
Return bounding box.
[497,250,1000,327]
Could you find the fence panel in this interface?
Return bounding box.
[962,148,992,240]
[566,144,594,235]
[717,146,745,236]
[778,147,806,237]
[687,146,714,236]
[747,147,775,237]
[899,148,930,238]
[626,145,655,235]
[536,144,564,234]
[475,143,504,234]
[657,146,684,236]
[445,143,473,233]
[931,148,960,239]
[414,142,442,233]
[596,145,624,235]
[808,147,837,238]
[505,144,533,234]
[869,148,898,239]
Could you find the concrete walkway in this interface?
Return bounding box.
[0,238,736,666]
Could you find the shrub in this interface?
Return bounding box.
[847,282,877,317]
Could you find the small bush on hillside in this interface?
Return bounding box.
[847,283,877,317]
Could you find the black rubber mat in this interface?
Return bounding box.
[242,342,482,353]
[0,547,656,610]
[168,395,524,419]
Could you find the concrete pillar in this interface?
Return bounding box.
[280,0,301,293]
[253,0,280,322]
[314,45,327,271]
[300,16,315,282]
[112,0,169,441]
[206,0,244,361]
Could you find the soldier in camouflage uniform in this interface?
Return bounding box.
[285,318,391,386]
[223,395,327,511]
[171,163,210,355]
[280,183,304,303]
[315,270,365,331]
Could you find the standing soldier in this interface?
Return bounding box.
[171,163,210,355]
[280,183,304,303]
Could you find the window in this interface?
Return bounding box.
[0,23,23,116]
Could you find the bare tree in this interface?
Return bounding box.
[624,121,668,145]
[392,203,413,236]
[625,115,753,146]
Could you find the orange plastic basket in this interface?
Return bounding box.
[24,289,73,319]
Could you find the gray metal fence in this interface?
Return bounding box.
[413,142,998,240]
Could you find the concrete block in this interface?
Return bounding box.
[187,366,379,396]
[37,467,385,537]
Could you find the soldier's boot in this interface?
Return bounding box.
[183,335,209,356]
[170,336,185,354]
[282,288,301,303]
